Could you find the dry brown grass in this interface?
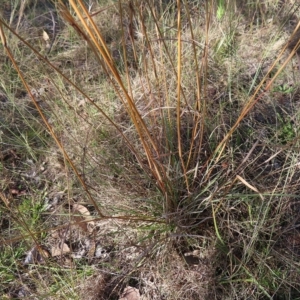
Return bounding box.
[1,0,300,299]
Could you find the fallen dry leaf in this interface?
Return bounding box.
[73,203,90,216]
[24,246,49,265]
[72,203,95,233]
[51,243,70,257]
[119,286,140,300]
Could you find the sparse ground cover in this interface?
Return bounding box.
[1,0,300,299]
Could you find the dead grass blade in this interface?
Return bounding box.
[59,0,173,196]
[0,18,105,217]
[236,175,264,201]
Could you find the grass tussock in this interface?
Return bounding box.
[1,0,300,299]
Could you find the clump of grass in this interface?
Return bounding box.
[1,0,300,299]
